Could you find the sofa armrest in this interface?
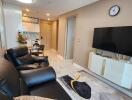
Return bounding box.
[20,67,56,87]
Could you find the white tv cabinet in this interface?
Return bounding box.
[88,52,132,89]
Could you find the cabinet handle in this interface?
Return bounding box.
[101,59,106,76]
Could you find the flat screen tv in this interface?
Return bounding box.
[92,26,132,56]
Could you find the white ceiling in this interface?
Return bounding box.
[3,0,98,20]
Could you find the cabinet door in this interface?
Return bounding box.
[89,53,104,75]
[104,59,124,85]
[22,22,40,32]
[121,63,132,89]
[34,23,40,32]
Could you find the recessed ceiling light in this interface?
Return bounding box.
[17,0,32,4]
[26,9,30,12]
[23,13,27,16]
[48,18,50,21]
[46,13,50,16]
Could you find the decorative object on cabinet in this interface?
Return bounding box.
[17,32,27,44]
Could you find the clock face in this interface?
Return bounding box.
[109,5,120,16]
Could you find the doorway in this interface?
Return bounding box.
[65,16,76,59]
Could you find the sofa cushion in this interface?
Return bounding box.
[20,67,56,87]
[19,78,30,95]
[17,54,35,65]
[6,46,49,68]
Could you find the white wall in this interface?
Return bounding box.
[3,4,22,48]
[0,0,6,48]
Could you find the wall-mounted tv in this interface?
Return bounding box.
[92,26,132,56]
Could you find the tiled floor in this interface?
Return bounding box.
[45,50,132,100]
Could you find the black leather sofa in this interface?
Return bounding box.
[5,46,49,70]
[0,57,71,100]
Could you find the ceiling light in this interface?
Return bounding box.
[23,14,27,16]
[17,0,33,4]
[48,18,50,21]
[26,9,30,12]
[46,13,50,16]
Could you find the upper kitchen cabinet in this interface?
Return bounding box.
[22,17,40,32]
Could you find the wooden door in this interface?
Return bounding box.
[40,20,52,50]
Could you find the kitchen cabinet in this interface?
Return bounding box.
[22,22,40,32]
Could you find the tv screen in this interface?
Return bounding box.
[92,26,132,56]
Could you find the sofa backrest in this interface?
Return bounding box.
[0,57,21,97]
[6,46,34,66]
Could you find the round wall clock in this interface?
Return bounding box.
[109,5,120,16]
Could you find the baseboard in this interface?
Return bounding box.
[65,59,72,61]
[57,54,64,60]
[73,63,87,71]
[73,63,82,68]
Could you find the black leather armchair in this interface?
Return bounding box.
[5,46,49,70]
[0,58,71,100]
